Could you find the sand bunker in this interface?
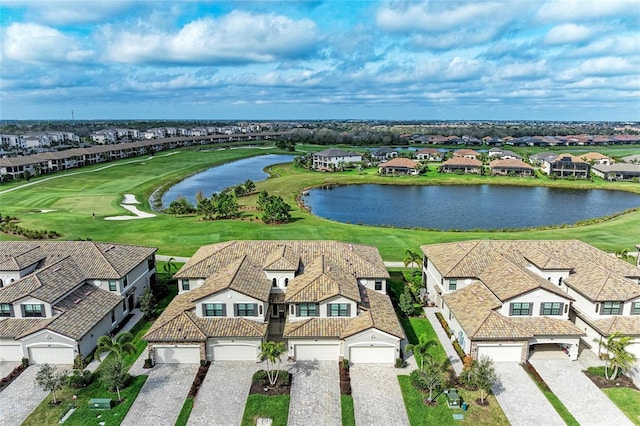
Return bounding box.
[39,209,56,213]
[105,194,155,220]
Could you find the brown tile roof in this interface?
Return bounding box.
[564,262,640,302]
[550,154,588,164]
[0,318,53,339]
[283,317,351,338]
[522,249,572,270]
[379,158,418,168]
[0,246,46,271]
[453,149,480,157]
[443,282,502,338]
[580,152,611,161]
[285,255,360,303]
[263,246,299,271]
[472,312,532,340]
[508,317,585,337]
[573,309,640,337]
[190,314,268,338]
[145,312,207,342]
[489,159,533,170]
[442,157,482,167]
[341,289,405,339]
[416,148,441,155]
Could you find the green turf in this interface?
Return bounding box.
[241,394,290,426]
[341,395,355,426]
[1,145,639,259]
[175,396,194,426]
[602,388,640,425]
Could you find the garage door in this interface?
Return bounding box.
[155,346,200,364]
[349,346,395,364]
[211,345,257,361]
[29,347,74,364]
[477,344,523,362]
[295,344,339,361]
[0,344,22,361]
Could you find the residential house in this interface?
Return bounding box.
[544,154,590,178]
[421,240,640,369]
[440,157,483,174]
[144,241,404,364]
[622,154,640,164]
[580,152,614,165]
[312,148,362,171]
[378,158,420,175]
[415,148,444,162]
[528,152,557,166]
[489,159,535,177]
[0,242,157,364]
[452,149,481,160]
[487,148,522,160]
[592,163,640,181]
[371,147,398,161]
[1,135,26,150]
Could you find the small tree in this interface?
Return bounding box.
[35,364,68,404]
[472,356,497,403]
[403,250,423,276]
[100,359,130,401]
[243,179,256,194]
[405,333,435,370]
[594,332,638,380]
[410,355,444,402]
[261,194,292,224]
[398,286,415,317]
[94,331,136,361]
[257,190,270,210]
[139,287,157,319]
[260,341,286,387]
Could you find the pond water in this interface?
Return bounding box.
[162,154,295,205]
[302,184,640,230]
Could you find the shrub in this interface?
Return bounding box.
[252,369,269,385]
[73,354,85,370]
[67,369,93,389]
[395,358,406,368]
[452,340,466,360]
[341,358,350,370]
[409,369,430,392]
[143,358,154,369]
[21,358,29,368]
[279,370,291,386]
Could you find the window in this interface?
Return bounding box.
[181,279,190,291]
[111,310,116,323]
[449,279,457,291]
[375,280,383,291]
[602,301,622,315]
[297,303,319,317]
[328,304,350,317]
[540,302,563,315]
[108,280,117,291]
[234,303,257,317]
[147,257,155,270]
[122,276,128,288]
[633,302,640,315]
[23,304,44,317]
[122,300,126,313]
[272,278,277,288]
[203,303,225,317]
[0,303,12,317]
[510,302,532,316]
[285,278,289,288]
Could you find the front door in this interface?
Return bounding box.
[127,293,135,311]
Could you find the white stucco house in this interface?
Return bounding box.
[144,240,404,364]
[311,148,362,171]
[421,240,640,370]
[0,241,157,364]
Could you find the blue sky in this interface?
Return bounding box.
[1,0,639,121]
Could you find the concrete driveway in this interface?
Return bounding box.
[188,361,259,426]
[121,363,198,426]
[0,365,56,426]
[530,358,633,426]
[288,361,341,426]
[492,362,564,426]
[350,364,409,426]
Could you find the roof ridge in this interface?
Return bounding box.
[445,240,482,276]
[241,318,268,336]
[91,242,120,277]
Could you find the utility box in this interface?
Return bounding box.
[88,398,113,410]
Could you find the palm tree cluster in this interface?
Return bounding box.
[594,331,637,380]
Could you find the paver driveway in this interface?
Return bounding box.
[492,362,564,426]
[530,358,633,426]
[350,364,409,426]
[121,363,198,426]
[288,361,341,426]
[188,361,259,426]
[0,365,51,426]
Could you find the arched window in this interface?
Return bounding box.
[0,278,3,288]
[272,278,277,288]
[558,277,563,286]
[285,278,289,287]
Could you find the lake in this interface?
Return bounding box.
[162,154,295,205]
[302,184,640,230]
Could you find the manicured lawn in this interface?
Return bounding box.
[400,317,449,366]
[241,394,290,426]
[1,146,639,260]
[602,388,640,425]
[175,396,195,426]
[398,375,509,426]
[341,395,355,426]
[22,374,147,426]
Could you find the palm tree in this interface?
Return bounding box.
[615,249,632,264]
[94,331,136,362]
[405,334,435,370]
[163,257,177,274]
[594,332,638,380]
[403,249,423,276]
[260,341,287,387]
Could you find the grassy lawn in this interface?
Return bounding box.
[602,388,640,425]
[22,375,147,426]
[241,394,290,426]
[341,395,355,426]
[175,396,194,426]
[1,145,639,259]
[398,375,509,426]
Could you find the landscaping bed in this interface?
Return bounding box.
[0,362,27,392]
[339,359,352,395]
[583,366,639,390]
[249,369,292,396]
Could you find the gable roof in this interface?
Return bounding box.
[442,157,482,167]
[285,255,361,303]
[379,158,418,169]
[489,159,533,169]
[313,148,361,158]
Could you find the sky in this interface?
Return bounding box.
[1,0,639,121]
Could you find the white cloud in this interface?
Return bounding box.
[2,23,93,63]
[102,11,318,65]
[544,24,593,45]
[536,1,635,22]
[3,0,137,25]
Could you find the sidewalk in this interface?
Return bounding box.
[423,307,463,376]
